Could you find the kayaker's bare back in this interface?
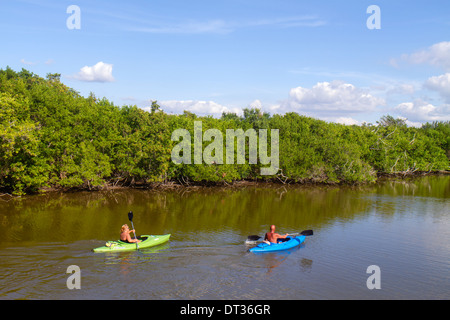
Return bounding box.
[120,224,141,243]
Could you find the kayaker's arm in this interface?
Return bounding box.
[265,231,289,243]
[126,232,141,243]
[128,229,139,237]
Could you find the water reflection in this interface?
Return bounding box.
[102,242,171,264]
[251,245,306,275]
[299,258,313,273]
[0,175,448,299]
[0,175,448,245]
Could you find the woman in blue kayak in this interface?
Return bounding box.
[264,225,289,244]
[120,224,141,243]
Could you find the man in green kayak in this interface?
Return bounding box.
[264,225,289,244]
[120,224,141,243]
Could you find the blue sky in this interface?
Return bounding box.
[1,0,450,125]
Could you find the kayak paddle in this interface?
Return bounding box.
[247,229,314,242]
[128,211,139,249]
[289,230,314,237]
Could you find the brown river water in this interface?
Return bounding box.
[0,175,449,300]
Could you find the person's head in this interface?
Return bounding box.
[270,225,276,232]
[121,224,129,233]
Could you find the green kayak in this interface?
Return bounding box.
[93,234,171,253]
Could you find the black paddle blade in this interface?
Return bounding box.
[247,235,262,241]
[300,230,313,236]
[128,211,133,222]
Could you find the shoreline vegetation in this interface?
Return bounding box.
[1,170,449,199]
[1,67,449,195]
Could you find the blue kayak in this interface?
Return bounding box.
[249,235,305,253]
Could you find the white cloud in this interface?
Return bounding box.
[386,83,415,96]
[127,16,326,35]
[388,42,450,123]
[20,58,54,66]
[247,15,326,28]
[395,99,450,122]
[334,117,360,126]
[389,58,399,69]
[248,99,263,109]
[132,20,233,34]
[121,96,137,102]
[278,80,385,116]
[401,41,450,71]
[424,73,450,102]
[20,58,36,65]
[157,100,241,117]
[73,62,115,82]
[405,120,424,128]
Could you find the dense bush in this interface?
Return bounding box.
[1,67,448,194]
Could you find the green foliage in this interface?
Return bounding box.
[421,121,450,161]
[0,67,448,194]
